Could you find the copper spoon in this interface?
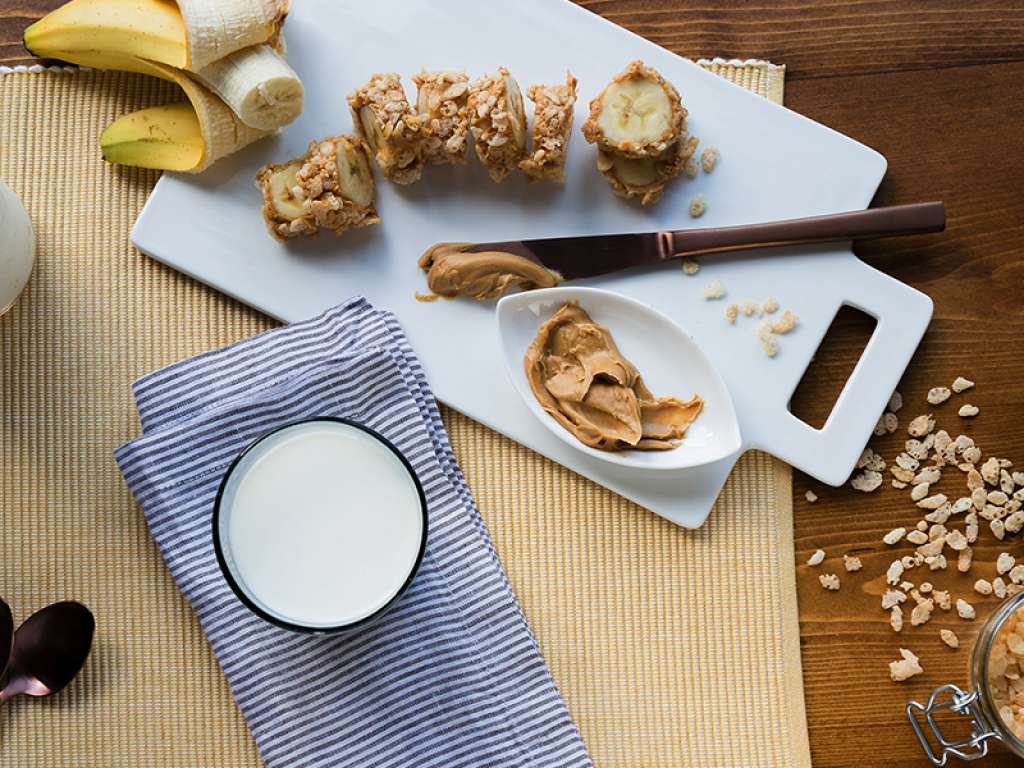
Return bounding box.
[0,601,94,703]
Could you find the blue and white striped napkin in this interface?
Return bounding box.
[114,298,592,768]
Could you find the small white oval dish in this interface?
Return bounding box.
[496,286,742,471]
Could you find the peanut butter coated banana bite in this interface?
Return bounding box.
[348,73,425,185]
[413,70,471,165]
[583,60,696,205]
[519,71,578,183]
[256,134,380,240]
[468,67,528,182]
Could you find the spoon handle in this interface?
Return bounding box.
[668,202,946,258]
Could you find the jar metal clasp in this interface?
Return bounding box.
[907,683,1000,765]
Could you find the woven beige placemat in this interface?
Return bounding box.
[0,59,806,767]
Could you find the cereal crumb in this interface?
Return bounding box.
[974,578,994,595]
[958,404,980,417]
[940,629,959,649]
[927,387,952,405]
[934,590,952,610]
[917,493,948,510]
[956,599,976,620]
[993,577,1008,599]
[852,470,883,493]
[689,194,707,218]
[958,547,974,572]
[910,599,934,626]
[907,530,928,545]
[843,554,863,572]
[724,304,738,324]
[883,527,907,545]
[952,376,975,393]
[741,300,761,317]
[771,309,799,335]
[807,548,826,567]
[763,297,779,314]
[702,279,725,300]
[684,157,699,179]
[908,414,936,437]
[757,320,778,358]
[889,391,904,412]
[997,552,1016,575]
[889,648,922,681]
[819,573,840,591]
[886,560,905,586]
[882,590,906,609]
[700,145,719,173]
[805,490,818,503]
[890,605,904,632]
[682,260,700,276]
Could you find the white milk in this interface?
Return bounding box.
[0,179,35,317]
[218,420,425,629]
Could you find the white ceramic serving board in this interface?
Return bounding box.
[132,0,933,528]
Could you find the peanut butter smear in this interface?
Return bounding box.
[525,302,703,452]
[418,242,560,300]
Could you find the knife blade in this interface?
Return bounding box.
[461,202,946,282]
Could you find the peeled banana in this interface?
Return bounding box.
[256,135,380,240]
[193,44,303,130]
[582,60,686,158]
[24,0,288,73]
[99,57,268,172]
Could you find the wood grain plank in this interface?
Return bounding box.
[787,60,1024,767]
[573,0,1024,79]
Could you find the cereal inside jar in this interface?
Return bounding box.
[909,593,1024,764]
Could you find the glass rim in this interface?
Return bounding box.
[210,416,429,635]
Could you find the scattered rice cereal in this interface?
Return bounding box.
[852,470,883,493]
[724,304,738,324]
[689,194,707,218]
[805,490,818,503]
[700,145,720,173]
[771,310,799,335]
[889,648,923,681]
[843,554,863,572]
[763,297,779,314]
[959,404,980,417]
[807,549,826,567]
[956,599,976,620]
[952,376,975,393]
[682,260,700,275]
[940,629,959,649]
[703,280,726,300]
[927,387,952,405]
[819,573,840,591]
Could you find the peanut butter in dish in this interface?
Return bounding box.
[418,242,560,300]
[525,302,703,451]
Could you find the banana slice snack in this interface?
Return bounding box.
[582,60,686,158]
[256,135,380,240]
[519,71,578,183]
[413,70,471,165]
[349,73,426,185]
[468,67,529,183]
[597,134,699,206]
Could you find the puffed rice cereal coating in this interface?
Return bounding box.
[468,67,528,182]
[256,134,380,240]
[412,70,471,165]
[349,73,425,185]
[519,72,578,183]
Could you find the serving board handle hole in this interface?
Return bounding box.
[789,306,878,430]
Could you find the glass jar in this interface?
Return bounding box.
[909,592,1024,764]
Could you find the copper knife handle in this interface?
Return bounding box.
[667,202,946,258]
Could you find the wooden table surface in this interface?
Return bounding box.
[4,1,1024,765]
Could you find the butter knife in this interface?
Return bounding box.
[460,202,945,281]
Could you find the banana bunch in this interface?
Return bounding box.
[24,0,304,173]
[582,61,697,206]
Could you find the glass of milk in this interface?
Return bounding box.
[0,179,35,317]
[213,418,428,633]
